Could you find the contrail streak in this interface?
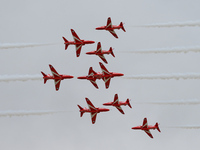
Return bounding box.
[134,99,200,105]
[121,46,200,54]
[0,43,56,49]
[0,110,70,117]
[0,74,42,82]
[134,20,200,28]
[124,73,200,80]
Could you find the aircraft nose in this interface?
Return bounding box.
[68,75,74,78]
[77,76,86,79]
[86,52,93,55]
[104,108,110,112]
[115,73,124,77]
[103,102,111,106]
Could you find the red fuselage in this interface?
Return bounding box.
[64,40,95,45]
[96,25,122,31]
[77,72,124,80]
[86,50,112,55]
[103,101,128,107]
[80,107,110,113]
[43,74,74,80]
[132,125,157,131]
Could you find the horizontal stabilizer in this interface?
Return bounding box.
[62,37,69,50]
[41,71,47,84]
[109,47,115,57]
[126,99,132,108]
[62,37,68,43]
[155,123,161,132]
[77,105,84,117]
[120,22,126,32]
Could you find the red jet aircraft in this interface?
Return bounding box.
[77,62,124,89]
[41,64,73,91]
[103,94,132,114]
[96,17,126,38]
[86,42,115,64]
[131,118,161,138]
[62,29,95,57]
[78,98,110,124]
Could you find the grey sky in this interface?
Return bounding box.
[0,0,200,150]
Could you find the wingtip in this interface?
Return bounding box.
[99,62,103,66]
[49,64,53,68]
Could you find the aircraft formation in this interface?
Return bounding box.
[41,17,161,138]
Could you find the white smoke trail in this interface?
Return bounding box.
[0,110,69,117]
[135,20,200,28]
[0,43,56,49]
[0,74,42,82]
[124,73,200,80]
[164,126,200,129]
[134,99,200,105]
[122,46,200,54]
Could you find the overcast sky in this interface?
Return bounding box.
[1,0,200,150]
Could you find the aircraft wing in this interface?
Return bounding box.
[99,62,111,88]
[113,94,124,114]
[108,29,118,38]
[113,94,119,104]
[103,77,111,89]
[106,17,112,28]
[96,42,108,63]
[115,106,125,114]
[99,62,110,75]
[75,44,82,57]
[142,118,148,128]
[85,98,97,111]
[49,64,61,78]
[98,54,108,64]
[88,67,97,76]
[144,129,153,138]
[54,79,61,91]
[96,42,102,53]
[71,29,82,43]
[89,79,99,89]
[90,112,97,124]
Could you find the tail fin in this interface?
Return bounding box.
[77,105,84,117]
[120,22,126,32]
[109,47,115,57]
[155,123,161,132]
[126,99,132,108]
[62,37,69,50]
[41,71,48,84]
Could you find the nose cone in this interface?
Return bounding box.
[86,51,94,55]
[68,75,74,79]
[96,26,105,30]
[95,27,101,30]
[114,73,124,77]
[103,102,112,106]
[131,126,141,130]
[77,76,87,79]
[101,108,110,112]
[89,41,95,44]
